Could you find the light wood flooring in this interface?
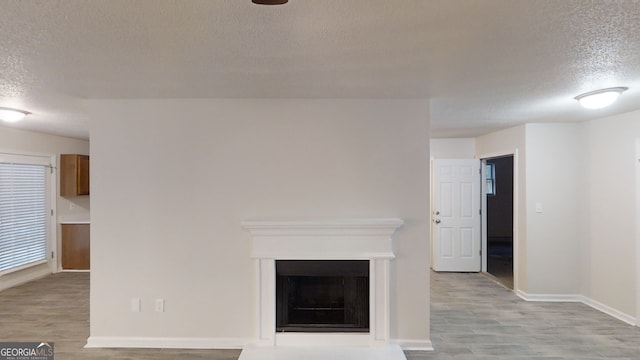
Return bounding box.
[1,271,639,359]
[422,271,640,359]
[0,273,239,360]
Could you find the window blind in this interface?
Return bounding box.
[0,162,48,273]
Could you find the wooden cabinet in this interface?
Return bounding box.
[61,224,90,270]
[60,154,89,196]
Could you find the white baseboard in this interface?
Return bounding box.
[85,336,246,349]
[581,296,637,326]
[516,291,637,326]
[0,266,51,292]
[394,339,434,351]
[86,336,434,352]
[515,290,583,302]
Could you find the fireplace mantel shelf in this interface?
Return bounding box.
[243,218,404,260]
[242,218,404,231]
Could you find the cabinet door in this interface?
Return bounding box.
[76,155,90,195]
[60,154,90,196]
[61,224,90,270]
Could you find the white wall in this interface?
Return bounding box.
[583,110,640,317]
[524,123,581,295]
[475,126,527,291]
[474,124,589,297]
[430,138,475,159]
[0,126,89,290]
[86,99,431,347]
[473,116,640,323]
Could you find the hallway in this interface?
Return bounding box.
[415,271,640,359]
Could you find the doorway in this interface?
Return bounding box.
[484,156,514,289]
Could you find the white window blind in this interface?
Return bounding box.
[0,161,48,273]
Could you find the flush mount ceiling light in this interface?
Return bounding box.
[252,0,288,4]
[0,107,30,123]
[574,87,628,109]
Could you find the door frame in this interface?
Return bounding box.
[635,138,640,326]
[478,149,519,292]
[47,154,58,274]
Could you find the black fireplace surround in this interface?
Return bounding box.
[276,260,369,333]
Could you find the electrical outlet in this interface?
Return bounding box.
[155,299,165,313]
[131,298,141,313]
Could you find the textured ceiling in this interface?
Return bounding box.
[0,0,639,139]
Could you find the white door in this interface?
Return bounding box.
[432,159,481,272]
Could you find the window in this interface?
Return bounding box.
[0,155,50,273]
[486,163,496,196]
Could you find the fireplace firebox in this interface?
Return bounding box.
[276,260,369,333]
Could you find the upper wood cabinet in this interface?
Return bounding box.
[60,154,90,196]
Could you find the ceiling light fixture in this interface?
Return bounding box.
[252,0,288,5]
[574,87,628,109]
[0,107,30,123]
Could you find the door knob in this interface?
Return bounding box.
[434,219,441,224]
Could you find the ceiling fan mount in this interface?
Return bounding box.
[252,0,288,5]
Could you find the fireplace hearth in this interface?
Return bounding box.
[276,260,369,332]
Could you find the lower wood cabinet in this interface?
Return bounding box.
[61,224,90,270]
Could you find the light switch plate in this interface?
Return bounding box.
[155,299,165,313]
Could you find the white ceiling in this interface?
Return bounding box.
[1,0,639,139]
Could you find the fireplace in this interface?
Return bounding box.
[242,218,403,349]
[276,260,369,332]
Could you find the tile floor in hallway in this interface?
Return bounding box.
[1,271,639,359]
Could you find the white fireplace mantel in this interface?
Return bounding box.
[243,218,404,260]
[241,218,404,350]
